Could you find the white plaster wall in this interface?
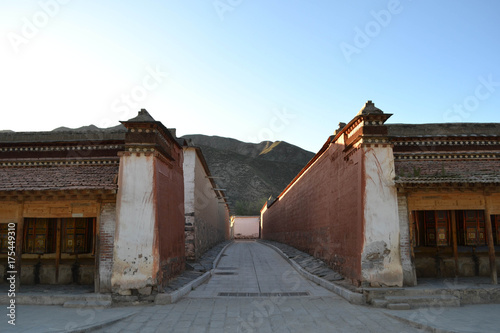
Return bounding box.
[361,146,403,287]
[193,150,226,254]
[234,216,260,238]
[183,147,228,259]
[183,150,196,215]
[112,154,157,292]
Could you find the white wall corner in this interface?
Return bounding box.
[361,146,403,287]
[112,154,158,293]
[397,193,417,286]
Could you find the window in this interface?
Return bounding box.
[23,218,94,254]
[415,210,450,247]
[24,218,56,254]
[62,218,94,254]
[414,210,499,247]
[457,210,486,246]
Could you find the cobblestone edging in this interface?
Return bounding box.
[259,240,366,305]
[155,240,233,304]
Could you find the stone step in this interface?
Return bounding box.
[371,298,388,308]
[384,295,460,308]
[366,288,452,299]
[386,303,411,310]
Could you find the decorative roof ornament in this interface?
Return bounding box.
[357,100,384,116]
[334,122,347,135]
[124,109,157,123]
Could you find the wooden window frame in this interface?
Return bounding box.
[61,218,94,254]
[458,210,486,246]
[23,218,57,254]
[415,210,451,247]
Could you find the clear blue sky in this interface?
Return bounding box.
[2,0,499,152]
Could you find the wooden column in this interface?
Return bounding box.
[408,210,416,260]
[408,209,418,286]
[94,201,101,293]
[55,218,62,283]
[451,210,459,276]
[484,194,498,284]
[14,202,24,291]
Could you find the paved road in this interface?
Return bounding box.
[186,240,333,298]
[6,241,499,332]
[96,241,419,333]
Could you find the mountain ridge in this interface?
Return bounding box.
[181,134,315,215]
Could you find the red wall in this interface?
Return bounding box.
[155,146,185,288]
[262,140,365,284]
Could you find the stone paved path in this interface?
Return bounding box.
[4,240,499,332]
[163,240,232,293]
[186,240,332,297]
[96,241,420,332]
[261,240,343,282]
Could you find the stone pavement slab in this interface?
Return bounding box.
[94,296,423,333]
[384,303,500,333]
[3,304,140,333]
[187,240,332,298]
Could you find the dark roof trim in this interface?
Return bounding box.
[121,109,182,149]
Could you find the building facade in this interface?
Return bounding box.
[0,110,186,295]
[392,122,500,285]
[261,101,499,287]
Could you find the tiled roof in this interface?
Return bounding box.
[0,129,126,144]
[0,164,119,192]
[387,123,500,137]
[394,159,500,184]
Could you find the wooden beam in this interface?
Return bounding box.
[484,194,498,284]
[451,210,459,277]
